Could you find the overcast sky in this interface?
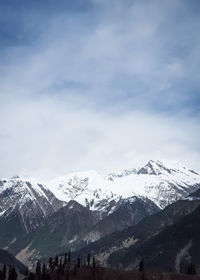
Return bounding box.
[0,0,200,178]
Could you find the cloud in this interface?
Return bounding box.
[0,0,200,177]
[0,96,200,178]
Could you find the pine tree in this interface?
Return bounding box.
[92,256,96,269]
[0,270,3,280]
[64,253,67,265]
[87,253,91,267]
[67,251,71,264]
[59,256,62,267]
[36,261,41,277]
[55,255,59,267]
[2,265,6,280]
[8,266,12,280]
[48,257,53,271]
[8,267,17,280]
[77,256,81,268]
[139,258,144,272]
[24,267,29,277]
[42,263,46,277]
[11,268,17,280]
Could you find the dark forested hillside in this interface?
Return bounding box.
[75,198,200,270]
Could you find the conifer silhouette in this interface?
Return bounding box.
[36,261,41,277]
[55,256,59,267]
[92,256,96,269]
[48,257,53,271]
[2,265,6,280]
[139,258,144,272]
[77,256,81,268]
[64,253,67,265]
[8,267,17,280]
[87,254,91,267]
[42,263,46,277]
[67,251,71,265]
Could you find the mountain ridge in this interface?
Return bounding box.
[44,160,200,210]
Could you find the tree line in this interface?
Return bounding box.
[0,252,197,280]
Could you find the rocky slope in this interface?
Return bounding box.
[81,196,160,243]
[8,200,98,263]
[108,202,200,273]
[0,177,64,249]
[7,196,159,265]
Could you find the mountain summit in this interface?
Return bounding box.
[45,160,200,209]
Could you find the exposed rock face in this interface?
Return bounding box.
[0,178,64,249]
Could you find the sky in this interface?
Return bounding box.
[0,0,200,178]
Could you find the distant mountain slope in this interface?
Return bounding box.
[8,196,159,264]
[8,200,98,264]
[81,196,159,243]
[0,249,26,274]
[45,160,200,209]
[76,195,200,268]
[108,204,200,272]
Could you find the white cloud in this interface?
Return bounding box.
[0,96,200,178]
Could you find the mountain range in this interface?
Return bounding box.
[0,160,200,271]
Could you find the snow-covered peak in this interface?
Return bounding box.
[45,170,112,199]
[44,160,200,210]
[0,177,64,232]
[0,177,48,200]
[124,160,199,177]
[107,160,199,179]
[45,170,121,215]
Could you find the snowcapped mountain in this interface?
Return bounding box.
[1,160,200,266]
[109,160,200,208]
[45,160,200,210]
[1,159,198,233]
[45,170,122,217]
[0,177,64,233]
